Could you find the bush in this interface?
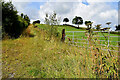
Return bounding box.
[49,26,60,37]
[33,20,40,25]
[44,12,61,40]
[2,1,30,38]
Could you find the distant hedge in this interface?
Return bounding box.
[33,20,40,25]
[2,1,30,38]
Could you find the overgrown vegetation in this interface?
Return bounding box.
[43,12,61,40]
[2,24,119,78]
[2,24,87,78]
[115,25,120,31]
[37,23,119,78]
[2,1,119,79]
[85,29,119,79]
[2,1,30,39]
[85,21,93,30]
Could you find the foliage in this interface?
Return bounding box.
[2,24,119,78]
[63,18,69,24]
[95,24,101,30]
[24,14,30,25]
[44,12,61,40]
[100,27,111,31]
[65,25,119,78]
[44,11,60,25]
[72,16,83,28]
[33,20,40,25]
[85,21,93,30]
[37,24,118,43]
[86,29,119,79]
[2,1,30,39]
[21,13,24,18]
[106,22,111,25]
[35,24,60,40]
[115,25,120,31]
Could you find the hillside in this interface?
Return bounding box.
[2,24,119,78]
[2,1,119,79]
[2,24,92,78]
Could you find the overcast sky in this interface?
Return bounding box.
[4,0,119,30]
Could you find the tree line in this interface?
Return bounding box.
[63,17,120,31]
[42,12,120,31]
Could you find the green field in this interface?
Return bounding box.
[37,24,119,52]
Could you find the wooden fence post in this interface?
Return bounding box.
[61,29,65,42]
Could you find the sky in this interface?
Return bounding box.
[4,0,120,31]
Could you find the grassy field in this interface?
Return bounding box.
[2,24,119,78]
[36,24,119,41]
[36,24,86,32]
[2,24,93,78]
[37,24,119,51]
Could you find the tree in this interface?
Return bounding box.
[95,24,101,30]
[106,22,111,31]
[63,18,69,24]
[101,27,111,31]
[44,13,50,25]
[21,13,23,18]
[44,11,60,39]
[115,25,120,31]
[72,16,83,29]
[44,11,60,25]
[85,21,93,30]
[106,22,111,25]
[24,14,30,25]
[2,1,30,38]
[33,20,40,25]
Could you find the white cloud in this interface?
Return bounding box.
[99,10,118,20]
[6,1,39,20]
[38,2,118,30]
[4,0,39,19]
[38,2,76,23]
[13,2,29,13]
[4,0,118,30]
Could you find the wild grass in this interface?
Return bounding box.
[2,24,88,78]
[37,24,119,46]
[2,24,119,78]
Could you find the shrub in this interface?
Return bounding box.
[2,1,30,38]
[44,12,61,40]
[33,20,40,25]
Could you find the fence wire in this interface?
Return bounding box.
[65,31,120,53]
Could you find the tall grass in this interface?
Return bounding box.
[2,24,119,78]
